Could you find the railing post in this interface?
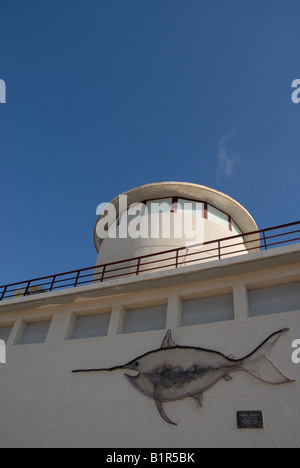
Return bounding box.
[49,276,56,292]
[262,231,268,250]
[136,258,141,276]
[24,281,31,297]
[175,250,179,268]
[0,285,7,301]
[218,240,221,259]
[74,271,81,288]
[101,265,106,282]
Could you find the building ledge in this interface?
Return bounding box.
[1,242,300,314]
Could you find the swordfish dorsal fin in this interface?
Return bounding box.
[161,330,178,349]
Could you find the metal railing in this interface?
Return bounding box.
[1,221,300,302]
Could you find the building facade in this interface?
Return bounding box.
[0,182,299,448]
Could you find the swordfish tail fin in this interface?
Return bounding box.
[241,329,295,384]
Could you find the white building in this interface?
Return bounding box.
[0,182,299,448]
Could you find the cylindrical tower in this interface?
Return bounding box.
[94,182,259,271]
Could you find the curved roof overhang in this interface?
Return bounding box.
[94,182,259,253]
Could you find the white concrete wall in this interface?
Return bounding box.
[0,250,299,448]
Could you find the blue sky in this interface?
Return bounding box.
[0,0,300,285]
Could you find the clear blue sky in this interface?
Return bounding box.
[0,0,300,285]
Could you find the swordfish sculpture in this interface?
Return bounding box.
[72,328,294,425]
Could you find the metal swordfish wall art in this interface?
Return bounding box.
[72,328,294,426]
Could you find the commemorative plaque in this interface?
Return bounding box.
[237,411,264,429]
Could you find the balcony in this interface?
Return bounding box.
[1,221,300,302]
